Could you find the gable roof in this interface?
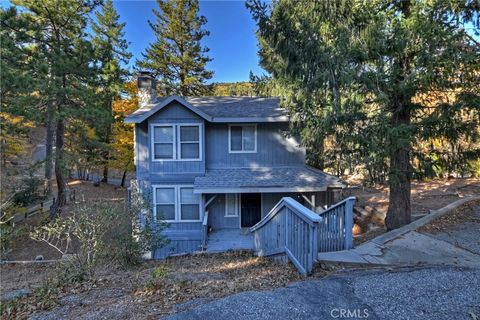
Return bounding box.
[124,95,288,124]
[124,95,212,124]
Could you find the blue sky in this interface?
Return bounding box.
[114,0,264,83]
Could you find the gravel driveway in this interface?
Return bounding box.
[165,266,480,320]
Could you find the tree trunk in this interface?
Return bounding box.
[101,127,110,183]
[102,100,113,183]
[121,170,127,187]
[102,161,109,183]
[44,102,55,197]
[54,118,67,215]
[385,106,412,230]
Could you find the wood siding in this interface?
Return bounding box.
[135,101,206,179]
[205,123,305,169]
[153,222,203,259]
[153,240,202,259]
[206,195,240,229]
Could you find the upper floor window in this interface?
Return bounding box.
[151,124,202,161]
[229,124,257,153]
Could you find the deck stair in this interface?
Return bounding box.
[250,197,356,275]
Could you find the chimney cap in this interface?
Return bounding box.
[137,70,154,78]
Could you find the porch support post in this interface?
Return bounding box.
[301,194,315,210]
[200,194,206,220]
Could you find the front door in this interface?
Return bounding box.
[241,193,261,228]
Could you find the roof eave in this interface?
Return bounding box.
[124,95,213,124]
[211,116,290,123]
[193,184,344,194]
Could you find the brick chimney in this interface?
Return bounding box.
[137,71,157,108]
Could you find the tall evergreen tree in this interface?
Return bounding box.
[1,6,56,195]
[248,0,480,229]
[91,0,131,182]
[7,0,101,214]
[138,0,213,96]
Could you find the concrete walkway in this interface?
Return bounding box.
[317,196,480,268]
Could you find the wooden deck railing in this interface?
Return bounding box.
[250,197,321,275]
[317,197,355,252]
[201,210,209,250]
[250,196,355,275]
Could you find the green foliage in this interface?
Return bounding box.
[12,167,43,206]
[248,0,480,228]
[138,0,213,96]
[91,0,132,173]
[128,180,170,264]
[145,265,169,290]
[31,185,168,278]
[3,0,104,207]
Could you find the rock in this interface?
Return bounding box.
[35,255,44,261]
[1,288,30,302]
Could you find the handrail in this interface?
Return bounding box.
[317,196,355,251]
[250,197,321,275]
[317,196,356,216]
[250,196,356,275]
[250,197,321,232]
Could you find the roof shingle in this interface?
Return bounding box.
[193,167,344,193]
[124,95,288,123]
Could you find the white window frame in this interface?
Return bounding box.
[152,185,201,222]
[228,124,257,154]
[150,123,202,162]
[225,193,239,217]
[152,185,176,221]
[178,124,202,160]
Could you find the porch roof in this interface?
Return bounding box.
[193,167,345,194]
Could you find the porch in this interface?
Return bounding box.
[204,229,254,253]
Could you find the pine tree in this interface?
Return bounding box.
[138,0,213,96]
[1,6,55,195]
[248,0,480,230]
[8,0,101,214]
[91,0,131,183]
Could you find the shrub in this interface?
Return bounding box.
[30,184,169,279]
[13,167,43,206]
[145,265,169,290]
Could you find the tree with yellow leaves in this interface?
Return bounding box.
[110,82,138,187]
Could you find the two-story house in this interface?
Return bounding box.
[125,72,344,258]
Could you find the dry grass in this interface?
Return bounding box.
[134,252,308,315]
[417,199,480,234]
[1,252,333,319]
[3,180,126,262]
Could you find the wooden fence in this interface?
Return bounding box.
[250,196,355,275]
[10,189,77,225]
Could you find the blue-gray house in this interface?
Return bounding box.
[125,72,345,259]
